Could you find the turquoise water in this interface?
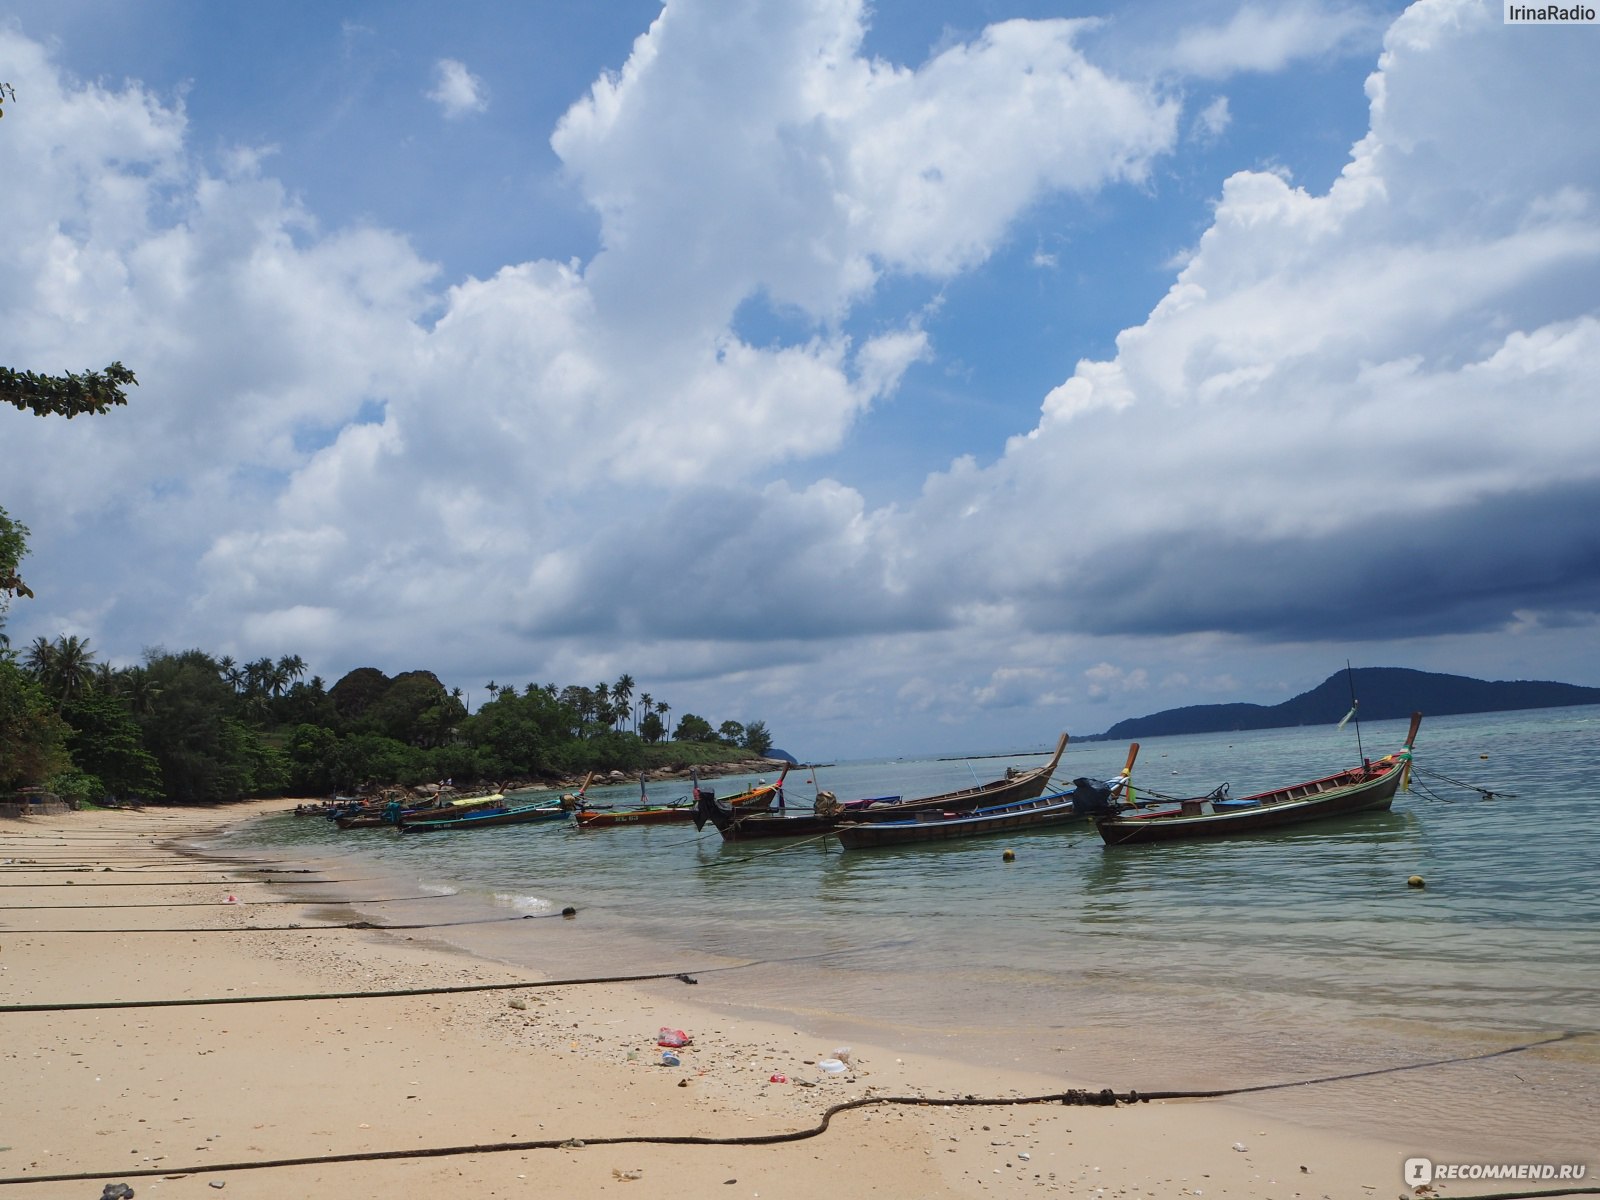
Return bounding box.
[214,707,1599,1159]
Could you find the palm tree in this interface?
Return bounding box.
[118,665,161,717]
[277,654,307,691]
[217,655,241,693]
[612,674,634,732]
[26,634,97,709]
[656,700,671,742]
[637,692,653,734]
[23,636,56,680]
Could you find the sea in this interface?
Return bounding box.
[209,706,1599,1164]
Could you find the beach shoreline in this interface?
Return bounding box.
[0,802,1581,1198]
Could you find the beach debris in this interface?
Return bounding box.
[507,997,527,1010]
[660,1051,682,1067]
[675,972,698,985]
[208,1183,226,1191]
[100,1186,135,1200]
[769,1073,788,1084]
[818,1058,847,1075]
[677,1078,689,1087]
[832,1046,852,1064]
[561,906,578,918]
[611,1168,644,1182]
[657,1027,692,1047]
[1232,1142,1248,1152]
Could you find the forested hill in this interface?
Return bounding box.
[1094,668,1600,740]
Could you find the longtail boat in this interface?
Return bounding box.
[335,789,510,829]
[694,732,1069,840]
[1091,713,1422,847]
[396,796,570,833]
[578,765,789,830]
[833,743,1137,850]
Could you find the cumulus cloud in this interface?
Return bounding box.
[1165,2,1380,79]
[427,58,489,117]
[4,0,1597,753]
[0,1,1177,712]
[913,0,1600,646]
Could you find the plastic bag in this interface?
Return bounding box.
[657,1027,692,1047]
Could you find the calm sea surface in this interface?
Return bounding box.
[212,707,1599,1160]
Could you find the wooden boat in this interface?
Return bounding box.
[397,796,570,834]
[1092,713,1422,847]
[833,744,1137,850]
[579,765,789,831]
[694,732,1069,840]
[692,794,901,840]
[338,791,509,830]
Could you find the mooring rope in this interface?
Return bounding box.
[8,911,574,934]
[1410,764,1516,800]
[0,893,448,912]
[0,1032,1587,1194]
[0,876,378,888]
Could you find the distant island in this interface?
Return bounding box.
[1091,667,1600,740]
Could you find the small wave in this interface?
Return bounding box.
[494,891,557,915]
[420,882,459,896]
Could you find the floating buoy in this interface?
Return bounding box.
[1002,848,1016,862]
[1407,875,1425,889]
[1479,754,1489,759]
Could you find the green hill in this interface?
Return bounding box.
[1095,668,1600,740]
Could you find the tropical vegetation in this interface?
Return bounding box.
[2,625,778,806]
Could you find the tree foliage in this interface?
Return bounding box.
[1,361,137,419]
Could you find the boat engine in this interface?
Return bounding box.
[1068,776,1119,815]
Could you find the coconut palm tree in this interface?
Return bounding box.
[612,674,634,731]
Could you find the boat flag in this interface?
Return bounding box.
[1336,703,1357,730]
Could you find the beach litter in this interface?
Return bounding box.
[817,1058,847,1075]
[660,1051,681,1067]
[657,1027,692,1047]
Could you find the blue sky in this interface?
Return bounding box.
[3,0,1597,759]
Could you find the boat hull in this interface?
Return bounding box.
[1096,758,1407,846]
[834,792,1084,849]
[698,732,1070,841]
[397,803,568,833]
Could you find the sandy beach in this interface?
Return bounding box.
[0,803,1576,1199]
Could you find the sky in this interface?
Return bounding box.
[2,0,1597,760]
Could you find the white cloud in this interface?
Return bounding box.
[4,1,1599,755]
[427,58,489,118]
[1166,2,1380,79]
[1192,94,1231,141]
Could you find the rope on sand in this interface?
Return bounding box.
[0,1033,1588,1196]
[0,877,378,888]
[0,893,448,912]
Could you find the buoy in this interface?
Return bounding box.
[1002,848,1016,862]
[1479,754,1489,759]
[1407,875,1425,889]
